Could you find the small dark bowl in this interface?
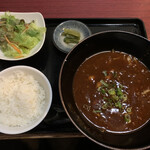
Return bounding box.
[59,31,150,149]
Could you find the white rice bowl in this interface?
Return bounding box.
[0,65,52,134]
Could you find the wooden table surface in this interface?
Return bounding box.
[1,0,150,39]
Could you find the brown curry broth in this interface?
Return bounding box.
[73,51,150,132]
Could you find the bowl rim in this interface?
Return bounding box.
[59,30,150,149]
[68,29,149,54]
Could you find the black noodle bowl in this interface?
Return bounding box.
[59,31,150,150]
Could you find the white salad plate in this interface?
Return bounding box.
[0,12,46,61]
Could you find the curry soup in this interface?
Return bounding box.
[73,51,150,132]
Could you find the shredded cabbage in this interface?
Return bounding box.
[0,12,46,58]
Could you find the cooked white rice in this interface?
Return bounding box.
[0,70,45,127]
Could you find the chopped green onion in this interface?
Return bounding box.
[101,88,106,94]
[103,97,107,100]
[124,113,131,123]
[127,107,132,113]
[121,94,128,102]
[115,101,122,109]
[93,109,101,113]
[112,95,119,101]
[100,80,109,87]
[102,103,108,109]
[107,102,112,107]
[119,83,123,89]
[108,88,116,95]
[116,88,123,96]
[96,70,130,116]
[113,71,117,78]
[107,99,113,102]
[97,86,101,91]
[102,70,107,77]
[83,104,91,111]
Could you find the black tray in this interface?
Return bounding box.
[0,18,147,139]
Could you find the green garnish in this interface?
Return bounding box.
[95,70,132,124]
[107,102,112,107]
[100,80,109,87]
[108,88,116,95]
[116,88,123,96]
[93,109,101,113]
[112,95,119,101]
[97,86,101,92]
[100,88,106,94]
[126,107,132,113]
[124,113,131,123]
[102,70,107,77]
[83,104,91,111]
[103,97,107,100]
[113,71,117,78]
[115,101,122,109]
[102,103,108,110]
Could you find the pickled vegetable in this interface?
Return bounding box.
[61,28,80,44]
